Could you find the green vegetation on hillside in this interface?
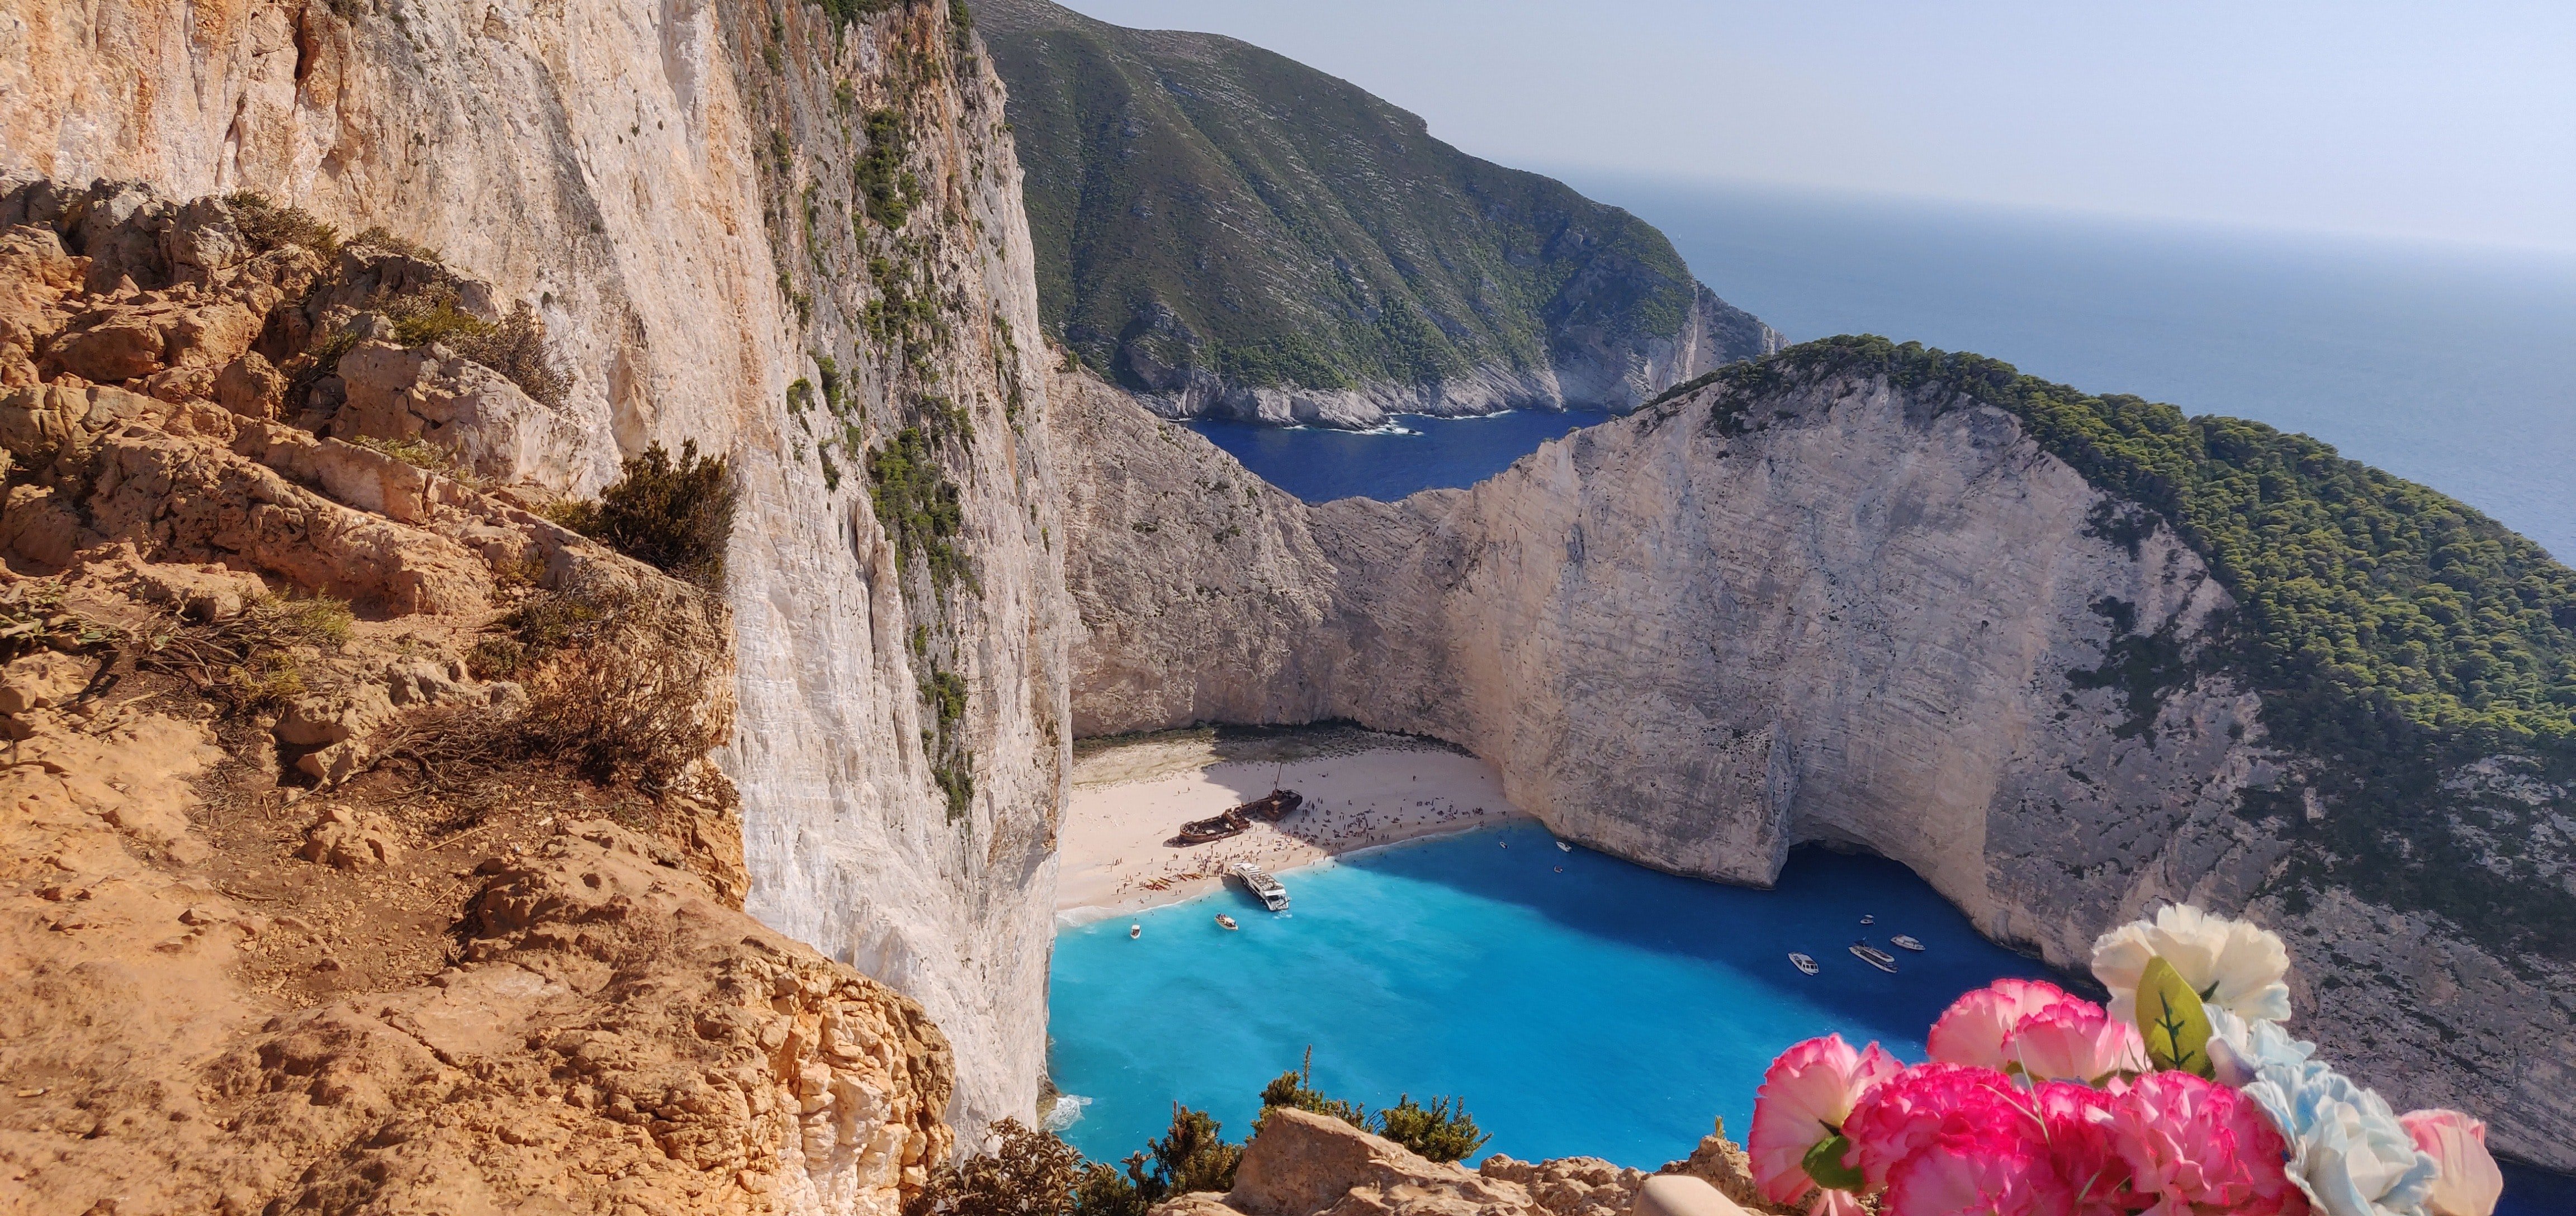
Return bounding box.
[971,0,1765,398]
[1679,336,2576,953]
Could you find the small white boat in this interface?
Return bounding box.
[1215,914,1239,931]
[1555,840,1573,853]
[1860,914,1876,925]
[1849,943,1898,973]
[1891,935,1925,952]
[1789,953,1820,976]
[1129,924,1142,940]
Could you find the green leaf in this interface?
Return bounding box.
[2137,956,2216,1077]
[1801,1133,1865,1192]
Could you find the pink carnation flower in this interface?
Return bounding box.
[2108,1070,2307,1216]
[1750,1034,1902,1207]
[1928,979,2072,1071]
[1841,1063,2029,1188]
[2008,998,2147,1085]
[2032,1080,2132,1214]
[1847,1066,2137,1214]
[2401,1109,2503,1216]
[1881,1125,2073,1216]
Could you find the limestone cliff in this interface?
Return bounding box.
[3,0,1069,1132]
[1053,360,2576,1171]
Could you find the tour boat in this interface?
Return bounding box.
[1129,924,1142,940]
[1891,934,1925,952]
[1215,914,1239,931]
[1789,953,1820,976]
[1849,942,1898,973]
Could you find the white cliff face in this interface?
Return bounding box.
[1054,368,2576,1170]
[4,0,1066,1135]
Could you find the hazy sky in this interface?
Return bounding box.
[1054,1,2576,252]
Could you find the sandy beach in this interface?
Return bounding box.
[1057,726,1532,920]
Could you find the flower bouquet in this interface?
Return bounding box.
[1749,906,2505,1216]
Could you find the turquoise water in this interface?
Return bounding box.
[1048,824,2055,1166]
[1048,823,2576,1212]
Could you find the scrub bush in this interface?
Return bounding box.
[552,440,738,588]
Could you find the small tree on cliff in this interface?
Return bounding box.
[1258,1045,1368,1131]
[908,1119,1083,1216]
[1373,1095,1490,1164]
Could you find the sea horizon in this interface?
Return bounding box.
[1552,172,2576,561]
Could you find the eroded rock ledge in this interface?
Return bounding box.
[0,179,953,1214]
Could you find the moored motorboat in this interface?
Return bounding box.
[1890,934,1924,952]
[1849,942,1898,973]
[1556,840,1573,852]
[1215,914,1239,930]
[1129,924,1142,940]
[1789,952,1820,976]
[1860,914,1875,925]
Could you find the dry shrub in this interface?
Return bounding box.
[381,283,571,408]
[130,593,352,712]
[224,192,343,260]
[348,224,441,262]
[515,580,732,788]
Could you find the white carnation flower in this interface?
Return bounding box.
[2090,903,2294,1023]
[2244,1054,2438,1216]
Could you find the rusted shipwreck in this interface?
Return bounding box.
[1168,788,1304,846]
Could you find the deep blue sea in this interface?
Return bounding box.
[1186,410,1617,504]
[1562,173,2576,561]
[1197,177,2576,564]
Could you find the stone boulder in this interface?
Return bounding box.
[1175,1108,1535,1216]
[332,339,610,494]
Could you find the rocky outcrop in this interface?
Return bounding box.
[1050,367,1342,734]
[0,189,957,1212]
[1148,1109,1777,1216]
[1054,365,2576,1170]
[0,705,953,1214]
[4,0,1069,1133]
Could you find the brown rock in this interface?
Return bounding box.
[299,805,403,868]
[0,650,90,715]
[43,307,163,381]
[214,350,285,419]
[1216,1108,1532,1216]
[1658,1120,1791,1215]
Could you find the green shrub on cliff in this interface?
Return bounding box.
[551,440,739,588]
[1372,1095,1490,1164]
[908,1119,1084,1216]
[1256,1048,1489,1163]
[1134,1104,1242,1198]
